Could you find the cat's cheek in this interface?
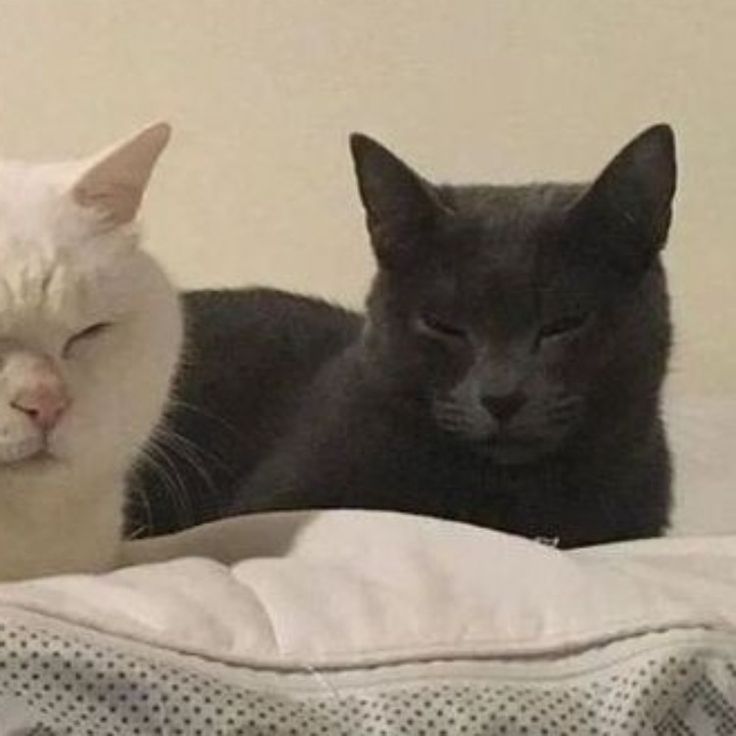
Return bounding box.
[64,334,114,364]
[567,332,612,387]
[45,408,79,452]
[537,340,571,383]
[411,336,471,389]
[48,415,103,471]
[539,333,592,390]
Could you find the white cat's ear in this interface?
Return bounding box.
[71,122,171,226]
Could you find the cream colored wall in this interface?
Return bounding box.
[0,0,733,397]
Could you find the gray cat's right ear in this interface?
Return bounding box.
[71,122,171,228]
[569,124,677,275]
[350,134,442,268]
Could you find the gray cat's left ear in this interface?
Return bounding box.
[570,124,677,274]
[350,134,446,269]
[71,122,171,227]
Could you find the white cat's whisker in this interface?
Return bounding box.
[166,396,245,440]
[138,444,192,530]
[153,429,222,498]
[156,422,236,476]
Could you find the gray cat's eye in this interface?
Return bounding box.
[538,314,587,340]
[415,314,468,341]
[63,322,112,356]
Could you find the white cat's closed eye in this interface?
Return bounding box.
[63,322,112,357]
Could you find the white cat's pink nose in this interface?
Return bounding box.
[11,384,70,431]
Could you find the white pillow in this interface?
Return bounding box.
[0,510,733,668]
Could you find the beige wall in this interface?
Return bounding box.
[0,0,733,396]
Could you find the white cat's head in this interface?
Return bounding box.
[0,123,181,484]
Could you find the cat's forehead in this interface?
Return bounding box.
[406,183,588,324]
[440,183,583,246]
[432,182,586,284]
[0,163,130,329]
[0,254,106,334]
[0,160,69,222]
[0,159,110,257]
[0,161,88,261]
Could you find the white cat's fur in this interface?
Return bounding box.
[0,124,181,580]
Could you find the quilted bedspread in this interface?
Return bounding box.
[0,510,733,735]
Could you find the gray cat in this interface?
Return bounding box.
[131,125,676,548]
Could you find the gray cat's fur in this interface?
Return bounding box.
[131,125,676,548]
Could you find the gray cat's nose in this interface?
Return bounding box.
[482,392,526,423]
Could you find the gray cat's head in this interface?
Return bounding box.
[351,126,676,464]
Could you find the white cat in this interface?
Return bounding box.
[0,123,181,580]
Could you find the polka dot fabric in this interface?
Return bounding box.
[1,620,736,735]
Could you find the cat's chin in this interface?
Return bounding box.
[0,437,51,468]
[482,437,557,466]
